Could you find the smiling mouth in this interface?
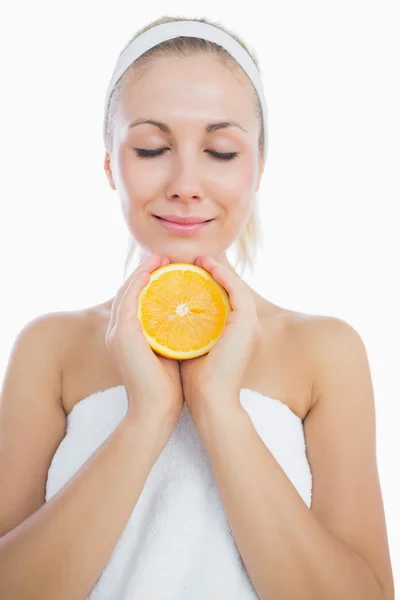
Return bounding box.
[154,216,214,224]
[153,215,214,235]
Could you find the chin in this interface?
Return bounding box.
[165,252,198,265]
[151,243,204,265]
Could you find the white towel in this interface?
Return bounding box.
[46,385,312,599]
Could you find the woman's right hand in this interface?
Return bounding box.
[105,254,184,432]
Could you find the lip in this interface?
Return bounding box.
[153,215,214,235]
[156,214,211,224]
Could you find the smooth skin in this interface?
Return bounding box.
[0,255,184,600]
[0,50,394,599]
[106,252,184,431]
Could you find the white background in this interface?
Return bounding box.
[1,0,399,592]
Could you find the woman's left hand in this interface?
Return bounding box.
[179,255,263,417]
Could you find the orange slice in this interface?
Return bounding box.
[137,262,232,360]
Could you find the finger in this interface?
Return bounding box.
[108,254,170,333]
[198,255,251,315]
[108,254,165,333]
[115,270,150,334]
[109,272,162,390]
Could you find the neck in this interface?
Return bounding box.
[104,250,276,319]
[138,249,238,275]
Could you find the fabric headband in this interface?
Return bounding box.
[103,20,268,163]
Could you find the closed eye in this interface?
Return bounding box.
[134,148,239,161]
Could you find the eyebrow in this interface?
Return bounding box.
[128,118,248,134]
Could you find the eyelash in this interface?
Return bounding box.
[134,148,239,161]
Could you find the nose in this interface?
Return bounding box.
[166,152,205,204]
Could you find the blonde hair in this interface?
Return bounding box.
[104,15,266,280]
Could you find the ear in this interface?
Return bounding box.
[104,152,116,190]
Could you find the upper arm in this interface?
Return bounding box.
[0,313,67,538]
[302,316,395,599]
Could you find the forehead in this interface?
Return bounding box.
[118,55,257,126]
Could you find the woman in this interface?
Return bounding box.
[0,15,394,600]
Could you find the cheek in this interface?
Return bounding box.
[218,165,256,212]
[118,148,163,195]
[217,193,254,243]
[235,196,254,223]
[214,157,256,194]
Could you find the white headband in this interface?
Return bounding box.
[103,20,268,163]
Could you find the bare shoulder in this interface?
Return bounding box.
[290,314,395,597]
[44,305,105,370]
[0,309,97,537]
[291,313,368,410]
[7,310,84,373]
[293,312,366,360]
[27,308,91,362]
[13,308,96,404]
